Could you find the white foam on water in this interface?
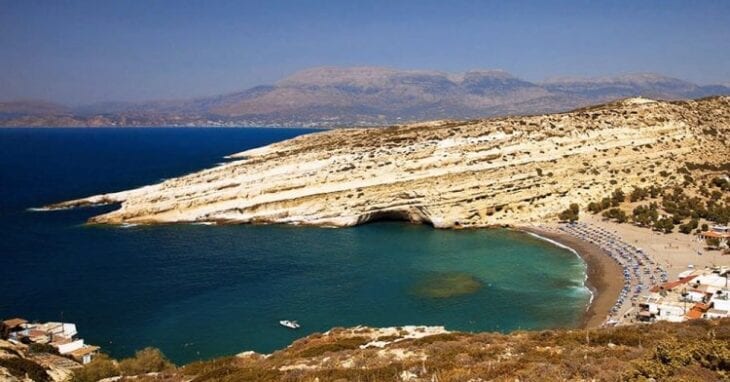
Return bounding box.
[526,231,595,310]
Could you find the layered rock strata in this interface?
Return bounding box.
[46,97,730,228]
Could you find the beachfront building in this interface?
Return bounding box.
[56,338,100,365]
[637,267,730,323]
[637,295,687,322]
[698,225,730,248]
[710,225,730,233]
[1,318,100,364]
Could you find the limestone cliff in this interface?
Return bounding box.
[45,97,730,228]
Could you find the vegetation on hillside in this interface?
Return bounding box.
[558,203,580,222]
[0,356,51,382]
[71,348,174,382]
[65,319,730,382]
[585,164,730,235]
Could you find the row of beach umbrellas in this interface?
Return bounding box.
[558,222,669,321]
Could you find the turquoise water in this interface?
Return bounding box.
[0,128,590,364]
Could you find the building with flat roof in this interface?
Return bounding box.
[637,268,730,323]
[1,318,99,364]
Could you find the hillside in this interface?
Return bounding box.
[8,319,727,381]
[46,96,730,229]
[2,68,730,127]
[0,340,77,382]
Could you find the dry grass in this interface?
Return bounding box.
[58,319,730,381]
[131,319,730,381]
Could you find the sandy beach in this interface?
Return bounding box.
[519,227,624,328]
[522,214,730,329]
[583,215,729,280]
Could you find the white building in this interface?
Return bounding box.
[710,290,730,312]
[706,309,729,319]
[638,267,730,323]
[638,296,689,322]
[1,318,99,364]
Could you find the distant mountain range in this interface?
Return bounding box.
[2,67,729,127]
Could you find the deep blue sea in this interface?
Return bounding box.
[0,128,590,364]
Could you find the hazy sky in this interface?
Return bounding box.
[1,0,729,105]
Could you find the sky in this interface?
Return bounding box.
[1,0,729,105]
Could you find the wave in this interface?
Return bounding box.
[525,231,594,310]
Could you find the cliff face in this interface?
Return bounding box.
[47,97,730,228]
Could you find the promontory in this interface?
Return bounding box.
[45,97,730,228]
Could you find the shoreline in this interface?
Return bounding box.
[523,231,595,307]
[519,226,624,328]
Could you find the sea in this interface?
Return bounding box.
[0,128,591,364]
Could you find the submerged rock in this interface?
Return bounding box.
[411,272,483,298]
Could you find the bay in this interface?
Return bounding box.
[0,128,590,363]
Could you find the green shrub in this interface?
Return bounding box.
[28,342,59,355]
[587,202,602,214]
[558,204,580,222]
[679,223,693,234]
[72,354,119,382]
[654,217,675,233]
[625,337,730,381]
[117,347,174,375]
[603,208,628,223]
[630,186,649,202]
[632,203,660,226]
[711,176,730,191]
[611,189,625,206]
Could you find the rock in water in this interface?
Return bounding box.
[411,272,483,299]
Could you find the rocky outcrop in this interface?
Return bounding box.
[46,97,730,228]
[0,340,78,382]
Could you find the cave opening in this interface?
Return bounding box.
[362,209,434,227]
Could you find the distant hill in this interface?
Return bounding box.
[0,100,70,117]
[2,67,729,127]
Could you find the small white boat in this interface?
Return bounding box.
[279,320,300,329]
